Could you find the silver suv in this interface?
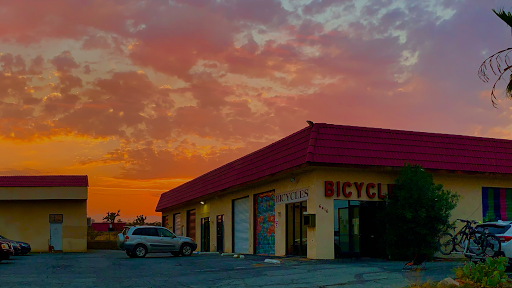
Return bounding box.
[117,226,197,258]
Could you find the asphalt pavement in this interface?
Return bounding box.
[0,250,466,288]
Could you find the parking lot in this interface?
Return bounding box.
[0,250,465,288]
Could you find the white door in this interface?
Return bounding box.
[233,197,250,253]
[50,223,63,250]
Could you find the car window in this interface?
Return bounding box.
[477,224,511,235]
[132,228,144,236]
[158,228,175,238]
[146,228,159,237]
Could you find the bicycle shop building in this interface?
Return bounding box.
[155,122,512,259]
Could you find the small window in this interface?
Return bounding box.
[162,215,169,228]
[173,213,181,236]
[49,214,63,224]
[158,228,175,238]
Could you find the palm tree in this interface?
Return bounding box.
[478,9,512,107]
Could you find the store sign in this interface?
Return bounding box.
[324,181,395,200]
[275,188,309,205]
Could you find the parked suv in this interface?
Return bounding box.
[476,221,512,262]
[117,226,197,258]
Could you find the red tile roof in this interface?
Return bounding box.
[156,123,512,211]
[0,175,88,187]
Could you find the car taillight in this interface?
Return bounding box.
[125,236,129,240]
[498,236,512,243]
[1,244,8,249]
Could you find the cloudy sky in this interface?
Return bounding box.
[0,0,511,222]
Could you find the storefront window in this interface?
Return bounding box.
[482,187,512,221]
[334,200,386,258]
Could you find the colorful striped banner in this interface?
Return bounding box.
[482,187,512,221]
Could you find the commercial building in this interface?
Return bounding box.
[0,175,88,252]
[156,122,512,259]
[91,222,126,232]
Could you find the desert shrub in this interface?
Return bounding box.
[454,257,510,287]
[384,164,460,260]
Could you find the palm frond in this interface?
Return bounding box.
[493,8,512,28]
[490,65,512,107]
[507,74,512,97]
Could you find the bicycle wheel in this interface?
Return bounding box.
[438,232,454,255]
[467,230,485,256]
[482,234,501,257]
[453,233,465,252]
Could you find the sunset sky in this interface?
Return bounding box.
[1,0,511,222]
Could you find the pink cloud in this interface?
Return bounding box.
[50,51,80,73]
[0,0,510,185]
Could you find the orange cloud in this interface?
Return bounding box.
[0,0,511,221]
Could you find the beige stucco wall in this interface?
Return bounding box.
[160,166,512,260]
[162,167,316,255]
[0,186,87,200]
[0,187,88,252]
[309,167,512,259]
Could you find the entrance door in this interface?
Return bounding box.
[216,215,224,253]
[359,201,387,258]
[50,223,63,251]
[187,210,196,240]
[254,191,275,255]
[49,214,63,251]
[233,197,249,253]
[334,200,359,258]
[201,217,210,252]
[286,201,307,256]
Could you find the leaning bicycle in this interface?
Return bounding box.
[438,219,501,260]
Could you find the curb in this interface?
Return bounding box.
[264,259,281,264]
[195,252,220,255]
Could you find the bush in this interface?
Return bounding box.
[454,257,510,287]
[384,164,460,260]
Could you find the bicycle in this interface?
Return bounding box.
[438,219,501,260]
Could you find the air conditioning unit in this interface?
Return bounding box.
[303,213,316,227]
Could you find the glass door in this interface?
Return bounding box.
[216,215,224,253]
[201,217,210,252]
[286,201,307,256]
[334,200,360,258]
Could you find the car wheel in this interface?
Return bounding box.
[133,245,148,258]
[171,251,181,257]
[180,244,193,257]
